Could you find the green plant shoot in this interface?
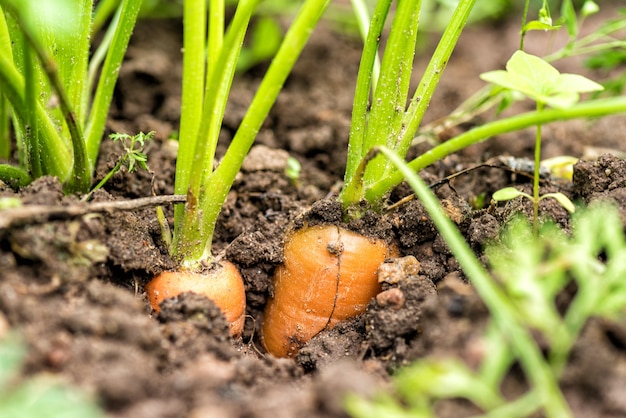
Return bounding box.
[481,50,603,233]
[285,156,302,185]
[88,131,154,196]
[0,0,142,193]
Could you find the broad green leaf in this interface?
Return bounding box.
[506,50,559,89]
[553,73,604,94]
[481,51,558,104]
[479,70,519,91]
[481,50,603,109]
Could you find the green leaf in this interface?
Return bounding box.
[554,73,604,94]
[542,91,580,109]
[481,51,559,104]
[507,50,559,89]
[541,192,576,213]
[486,217,571,341]
[492,187,529,202]
[479,70,523,93]
[523,20,560,32]
[481,50,603,109]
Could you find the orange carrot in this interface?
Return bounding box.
[146,261,246,336]
[262,224,397,357]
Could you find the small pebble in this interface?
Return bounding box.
[377,255,421,284]
[375,288,405,309]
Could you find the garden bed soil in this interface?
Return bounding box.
[2,7,626,418]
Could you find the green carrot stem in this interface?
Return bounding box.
[22,33,41,178]
[37,50,89,193]
[87,5,120,113]
[208,0,224,82]
[360,0,421,187]
[396,0,476,166]
[0,46,71,181]
[172,0,206,248]
[340,0,477,209]
[349,0,381,93]
[0,94,8,159]
[0,11,9,160]
[63,0,92,127]
[175,0,260,264]
[186,0,331,263]
[3,1,90,192]
[92,0,120,34]
[342,0,392,189]
[196,0,252,190]
[85,0,143,170]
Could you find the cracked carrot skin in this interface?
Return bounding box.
[262,224,397,357]
[146,261,246,337]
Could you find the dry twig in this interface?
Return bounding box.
[0,195,186,230]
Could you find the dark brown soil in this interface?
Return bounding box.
[2,6,626,417]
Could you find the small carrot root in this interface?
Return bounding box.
[262,224,397,357]
[146,260,246,336]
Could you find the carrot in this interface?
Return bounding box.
[145,260,246,336]
[262,224,397,357]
